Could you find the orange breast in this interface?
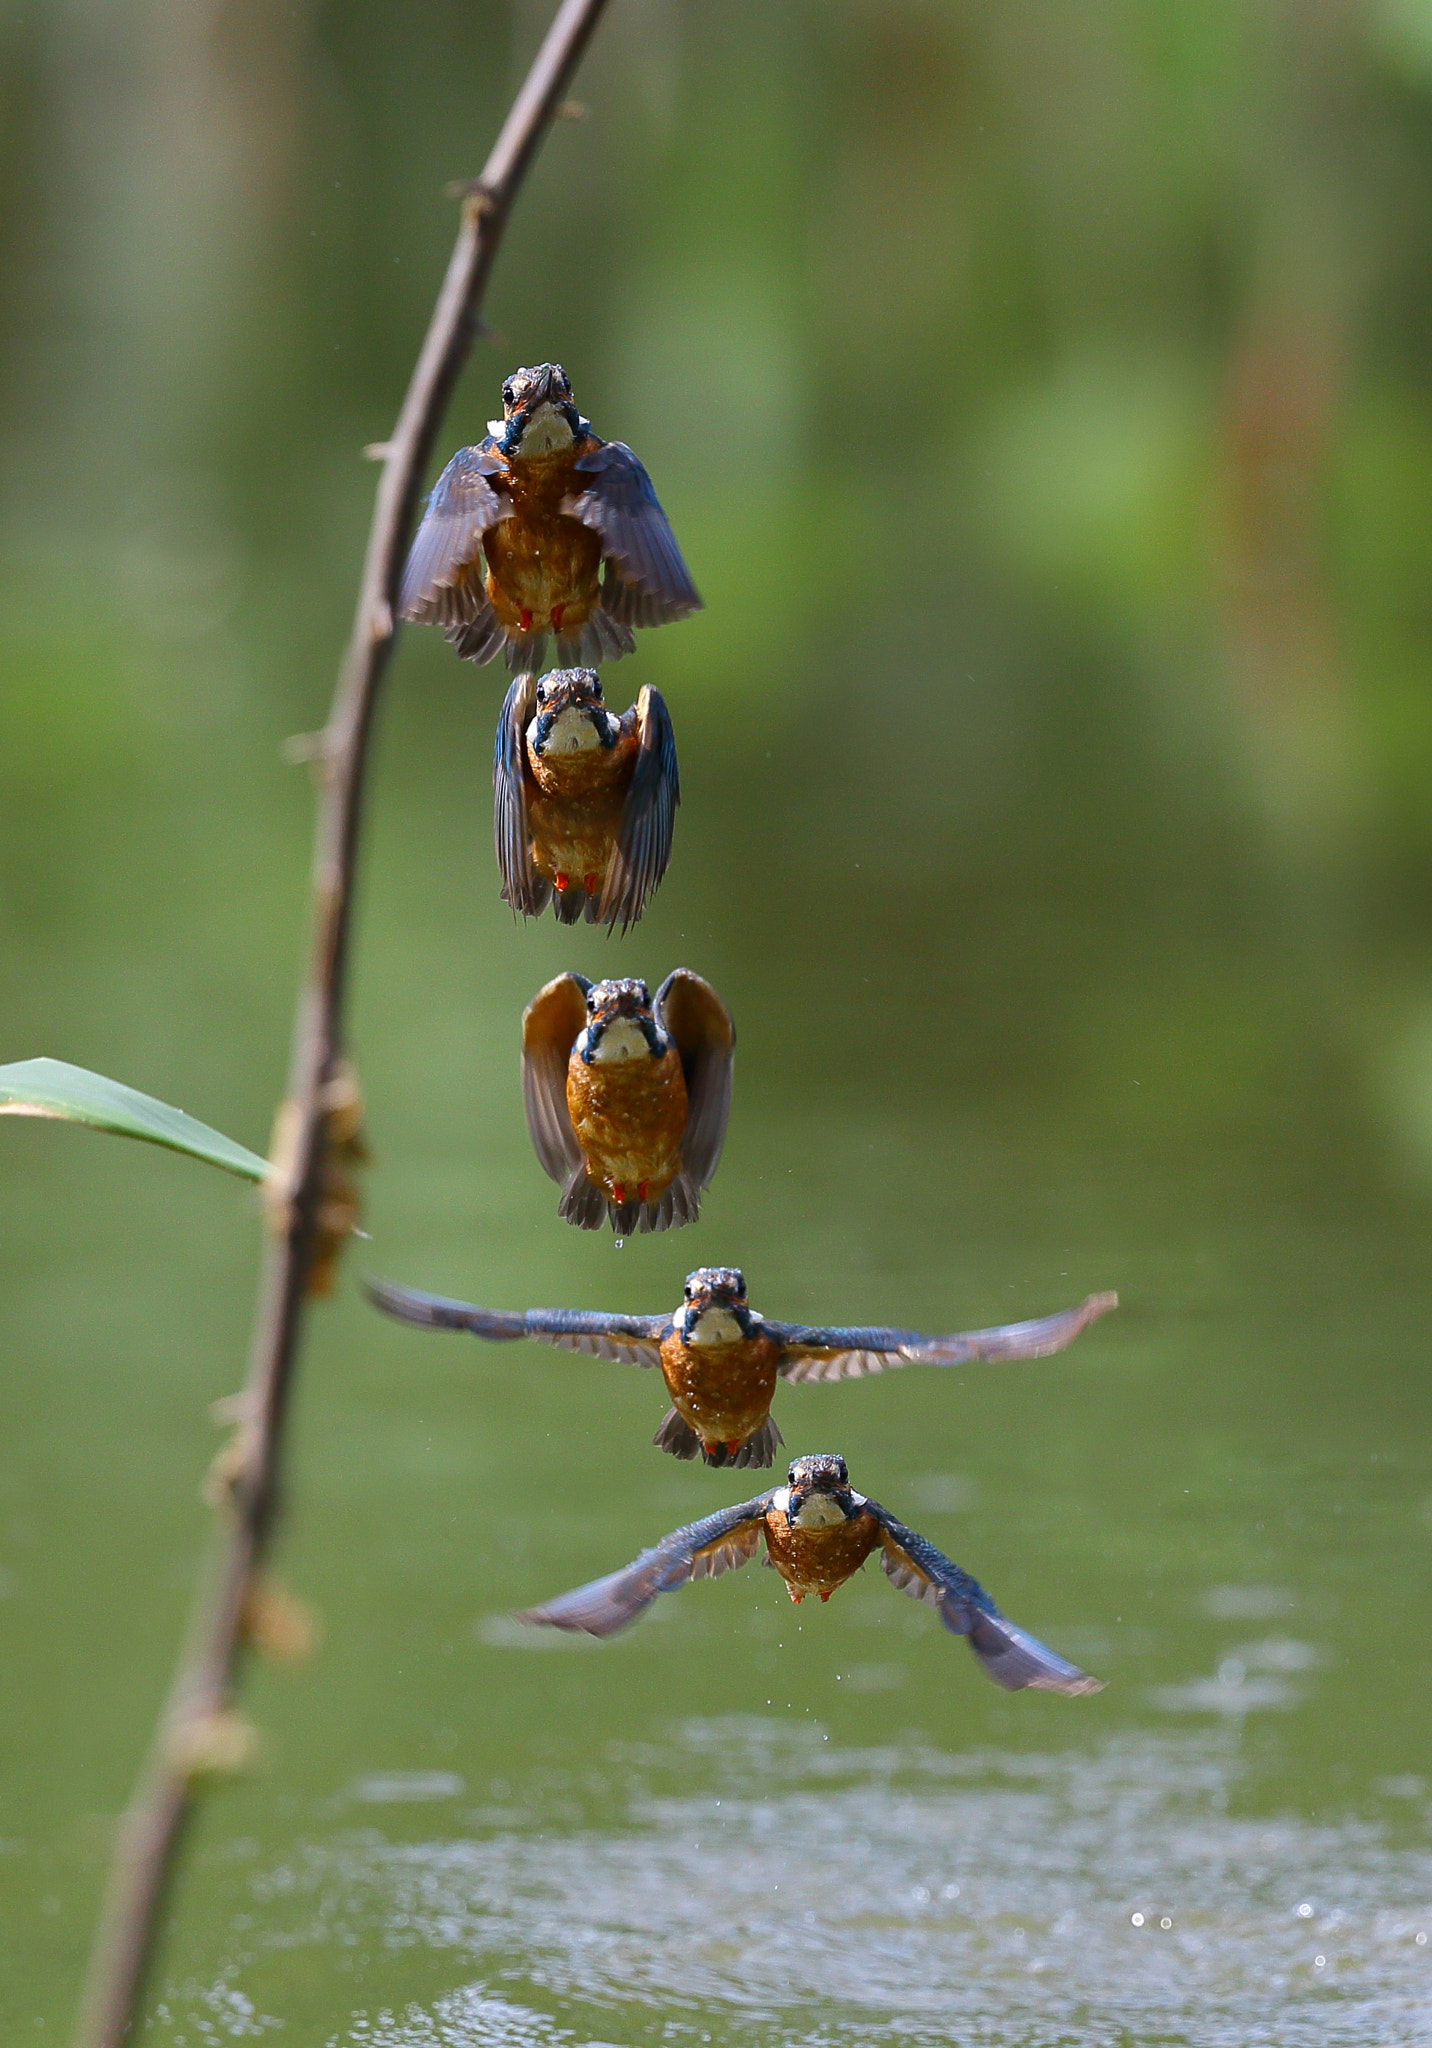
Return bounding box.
[657,1332,781,1448]
[565,1044,687,1199]
[483,446,602,632]
[762,1508,880,1600]
[526,736,635,894]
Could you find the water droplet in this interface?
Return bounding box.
[614,1236,625,1250]
[1160,1917,1172,1930]
[1298,1903,1313,1918]
[1131,1913,1145,1927]
[1417,1932,1427,1946]
[1315,1955,1326,1968]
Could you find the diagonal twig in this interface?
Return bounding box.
[71,3,611,2040]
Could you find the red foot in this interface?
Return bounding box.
[725,1439,742,1455]
[637,1179,649,1201]
[819,1590,833,1602]
[584,873,599,895]
[611,1182,626,1204]
[518,606,533,633]
[551,603,566,631]
[554,872,569,892]
[789,1589,805,1604]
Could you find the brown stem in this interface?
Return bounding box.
[70,4,611,2041]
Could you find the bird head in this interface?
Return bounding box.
[784,1453,858,1528]
[492,362,587,457]
[679,1266,753,1344]
[576,978,665,1065]
[529,669,618,757]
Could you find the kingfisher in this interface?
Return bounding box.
[515,1452,1103,1694]
[495,668,677,931]
[399,362,701,672]
[521,972,734,1234]
[367,1268,1117,1469]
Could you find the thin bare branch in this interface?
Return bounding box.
[70,4,611,2041]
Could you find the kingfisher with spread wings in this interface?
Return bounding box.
[494,668,677,931]
[399,362,701,672]
[366,1266,1117,1468]
[513,1452,1103,1695]
[521,973,735,1235]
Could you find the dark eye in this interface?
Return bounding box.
[502,381,515,405]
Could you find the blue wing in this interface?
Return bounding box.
[567,440,702,625]
[864,1499,1103,1696]
[517,1493,772,1638]
[493,673,550,918]
[365,1277,669,1366]
[400,442,509,658]
[599,686,680,933]
[768,1292,1118,1384]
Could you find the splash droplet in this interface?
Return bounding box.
[614,1236,625,1250]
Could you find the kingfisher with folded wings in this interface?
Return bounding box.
[367,1266,1117,1468]
[513,1451,1102,1695]
[495,668,677,931]
[521,972,734,1235]
[399,362,701,672]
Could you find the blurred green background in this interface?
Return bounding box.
[3,1,1432,2041]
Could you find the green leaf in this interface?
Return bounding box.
[0,1058,269,1183]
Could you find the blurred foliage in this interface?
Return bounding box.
[2,0,1432,2040]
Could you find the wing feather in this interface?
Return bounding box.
[400,443,508,624]
[521,974,591,1184]
[494,672,548,917]
[653,969,735,1193]
[567,440,701,624]
[517,1495,771,1638]
[365,1279,666,1366]
[598,686,679,933]
[865,1500,1102,1696]
[772,1291,1117,1384]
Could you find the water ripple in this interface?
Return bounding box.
[174,1725,1432,2048]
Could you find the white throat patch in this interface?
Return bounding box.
[771,1486,863,1528]
[531,705,601,756]
[586,1017,651,1064]
[685,1306,746,1347]
[511,401,574,458]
